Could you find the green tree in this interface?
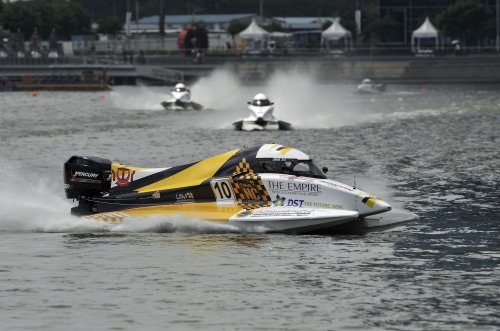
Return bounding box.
[0,2,40,40]
[227,19,249,38]
[98,16,123,36]
[52,0,91,39]
[364,17,401,44]
[72,0,382,23]
[322,20,333,31]
[359,2,379,44]
[264,21,284,33]
[0,0,90,40]
[436,0,494,45]
[339,18,356,37]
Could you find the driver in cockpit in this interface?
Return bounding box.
[260,160,291,174]
[173,82,189,93]
[251,93,273,107]
[259,159,327,178]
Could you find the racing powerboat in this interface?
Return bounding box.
[356,78,386,94]
[233,94,291,131]
[161,83,203,111]
[64,144,418,234]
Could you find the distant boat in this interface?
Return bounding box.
[161,83,203,111]
[233,93,291,131]
[356,78,386,94]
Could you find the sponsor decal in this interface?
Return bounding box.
[250,209,313,218]
[236,210,253,217]
[266,180,321,196]
[273,195,285,206]
[303,201,343,209]
[231,174,271,210]
[266,181,320,192]
[152,191,161,199]
[273,194,343,210]
[273,195,305,208]
[176,192,194,201]
[235,179,265,205]
[230,160,272,209]
[72,171,99,179]
[113,167,136,187]
[287,199,305,207]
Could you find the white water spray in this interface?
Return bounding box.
[109,68,380,129]
[189,67,382,129]
[263,68,366,128]
[0,162,102,233]
[109,85,166,111]
[109,67,451,130]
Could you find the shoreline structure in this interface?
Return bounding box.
[2,56,500,87]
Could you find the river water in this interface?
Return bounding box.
[0,70,498,330]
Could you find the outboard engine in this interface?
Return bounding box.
[64,156,112,200]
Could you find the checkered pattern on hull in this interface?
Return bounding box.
[83,211,128,223]
[230,158,271,210]
[233,157,253,175]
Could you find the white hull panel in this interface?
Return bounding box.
[229,207,358,234]
[233,120,291,131]
[242,121,279,131]
[161,101,203,111]
[328,210,419,234]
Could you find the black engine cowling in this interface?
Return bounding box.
[64,156,112,199]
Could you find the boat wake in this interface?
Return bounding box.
[109,85,166,111]
[108,68,459,130]
[190,68,368,129]
[190,68,444,129]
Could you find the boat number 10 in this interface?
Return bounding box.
[210,179,235,203]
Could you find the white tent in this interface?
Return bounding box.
[321,18,352,50]
[412,17,439,51]
[238,18,269,52]
[238,18,269,39]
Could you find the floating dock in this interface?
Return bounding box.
[0,63,186,91]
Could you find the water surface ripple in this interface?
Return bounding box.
[0,81,498,330]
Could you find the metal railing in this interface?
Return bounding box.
[1,45,499,67]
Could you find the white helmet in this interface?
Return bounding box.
[251,93,271,106]
[174,83,187,92]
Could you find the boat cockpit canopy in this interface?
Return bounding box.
[252,99,272,106]
[258,159,327,179]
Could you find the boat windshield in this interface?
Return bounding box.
[258,159,327,179]
[252,99,271,106]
